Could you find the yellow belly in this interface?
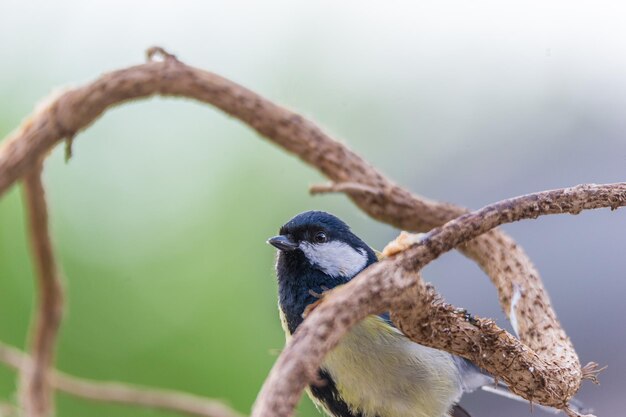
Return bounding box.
[320,316,462,417]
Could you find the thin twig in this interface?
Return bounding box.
[252,183,624,417]
[0,342,244,417]
[20,160,64,417]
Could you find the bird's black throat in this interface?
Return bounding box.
[276,249,353,334]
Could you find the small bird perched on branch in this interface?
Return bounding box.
[267,211,585,417]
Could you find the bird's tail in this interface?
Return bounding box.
[455,356,591,415]
[480,385,590,415]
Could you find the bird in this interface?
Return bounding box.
[267,210,586,417]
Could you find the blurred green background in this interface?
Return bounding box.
[1,1,626,416]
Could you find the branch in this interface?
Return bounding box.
[252,183,624,417]
[20,161,64,417]
[0,48,610,417]
[0,52,574,389]
[0,342,244,417]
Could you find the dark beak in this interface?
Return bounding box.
[267,235,299,251]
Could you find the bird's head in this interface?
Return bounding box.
[267,211,377,280]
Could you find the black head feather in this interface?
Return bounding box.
[272,211,377,333]
[279,210,350,242]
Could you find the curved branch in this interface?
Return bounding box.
[252,183,624,417]
[0,53,575,389]
[0,49,609,417]
[0,342,244,417]
[20,161,64,417]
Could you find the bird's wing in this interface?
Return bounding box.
[453,356,493,392]
[480,385,591,415]
[377,311,393,325]
[376,315,590,415]
[375,315,489,390]
[449,404,472,417]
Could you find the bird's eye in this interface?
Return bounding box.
[314,231,328,243]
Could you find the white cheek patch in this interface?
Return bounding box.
[299,241,368,278]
